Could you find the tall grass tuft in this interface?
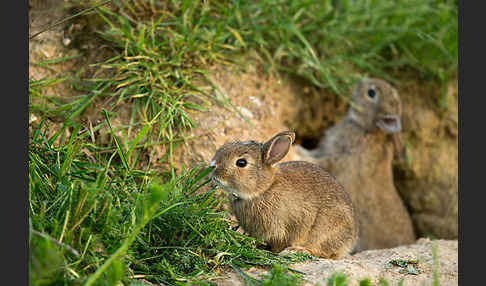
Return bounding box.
[91,0,457,99]
[28,122,305,285]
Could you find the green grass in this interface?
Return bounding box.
[326,272,348,286]
[258,264,304,286]
[92,0,457,94]
[29,0,456,285]
[30,0,457,152]
[227,263,305,286]
[28,120,309,285]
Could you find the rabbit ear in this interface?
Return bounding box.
[262,131,295,166]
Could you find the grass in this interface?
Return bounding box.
[229,263,305,286]
[30,0,458,152]
[28,120,310,285]
[258,264,305,286]
[29,0,456,285]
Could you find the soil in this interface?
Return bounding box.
[393,78,458,239]
[215,238,458,286]
[148,61,302,174]
[29,0,115,142]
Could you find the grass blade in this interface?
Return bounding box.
[103,109,130,171]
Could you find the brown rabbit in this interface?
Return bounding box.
[209,131,357,259]
[295,78,416,251]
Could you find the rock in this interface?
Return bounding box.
[214,238,458,286]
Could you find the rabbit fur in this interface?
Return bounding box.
[295,78,416,251]
[210,131,357,259]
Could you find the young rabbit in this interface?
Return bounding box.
[209,131,357,259]
[295,78,416,251]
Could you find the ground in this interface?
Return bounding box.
[216,238,457,286]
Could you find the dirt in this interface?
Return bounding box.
[148,61,301,174]
[215,238,458,286]
[29,0,115,142]
[283,75,349,149]
[29,0,78,106]
[393,78,458,239]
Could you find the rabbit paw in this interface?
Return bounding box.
[279,246,311,256]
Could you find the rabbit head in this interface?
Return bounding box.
[209,131,295,200]
[348,78,402,134]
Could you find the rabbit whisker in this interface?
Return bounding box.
[212,177,241,199]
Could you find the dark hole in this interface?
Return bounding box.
[296,136,320,150]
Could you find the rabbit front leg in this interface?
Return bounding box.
[279,245,313,256]
[269,239,287,254]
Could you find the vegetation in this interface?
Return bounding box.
[29,119,312,285]
[29,0,456,285]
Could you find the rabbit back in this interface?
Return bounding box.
[230,160,357,258]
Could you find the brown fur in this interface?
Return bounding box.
[295,78,416,251]
[210,131,357,259]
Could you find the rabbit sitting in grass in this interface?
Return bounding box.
[209,131,357,259]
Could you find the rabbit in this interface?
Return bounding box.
[209,131,357,259]
[294,78,416,252]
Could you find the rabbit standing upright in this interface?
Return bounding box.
[295,78,416,251]
[209,131,357,259]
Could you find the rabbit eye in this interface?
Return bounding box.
[367,88,376,98]
[235,158,247,168]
